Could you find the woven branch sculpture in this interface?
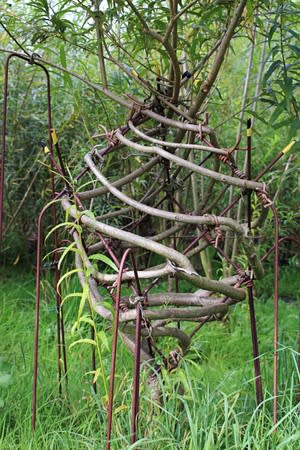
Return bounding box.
[57,105,278,442]
[2,54,296,445]
[1,54,287,441]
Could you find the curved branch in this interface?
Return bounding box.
[122,325,191,355]
[84,152,263,280]
[78,156,159,200]
[116,130,264,191]
[121,293,229,308]
[119,303,228,322]
[62,198,246,299]
[189,0,247,116]
[128,121,228,155]
[85,152,249,231]
[62,197,195,272]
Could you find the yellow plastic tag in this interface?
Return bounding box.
[247,128,252,137]
[51,128,58,145]
[44,146,50,155]
[13,255,20,265]
[282,139,296,155]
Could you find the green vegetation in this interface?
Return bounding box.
[0,267,299,449]
[0,1,299,448]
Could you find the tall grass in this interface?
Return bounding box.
[0,267,299,449]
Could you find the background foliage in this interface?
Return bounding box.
[0,0,299,261]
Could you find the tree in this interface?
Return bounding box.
[0,0,299,440]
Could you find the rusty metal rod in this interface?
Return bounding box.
[97,232,121,269]
[32,191,65,430]
[261,236,300,262]
[0,52,68,428]
[261,234,300,408]
[130,253,143,444]
[296,329,300,403]
[45,72,64,396]
[106,248,132,450]
[0,53,11,247]
[246,119,263,405]
[271,204,279,430]
[41,57,68,398]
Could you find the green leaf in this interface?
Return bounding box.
[93,368,102,384]
[245,110,267,125]
[86,266,95,277]
[89,254,118,272]
[268,23,278,46]
[60,43,67,67]
[78,315,95,327]
[273,118,293,130]
[45,222,82,243]
[259,97,277,106]
[82,210,96,220]
[263,60,281,84]
[58,241,77,269]
[69,338,96,349]
[60,44,73,88]
[57,268,83,291]
[98,330,110,351]
[288,44,300,58]
[288,119,300,140]
[61,292,82,307]
[246,0,254,19]
[102,301,114,313]
[77,283,89,328]
[270,102,285,125]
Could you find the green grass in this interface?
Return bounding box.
[0,266,299,449]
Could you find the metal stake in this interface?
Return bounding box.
[246,118,263,405]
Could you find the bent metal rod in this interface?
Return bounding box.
[0,52,68,430]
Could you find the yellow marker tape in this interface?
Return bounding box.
[44,146,50,155]
[282,139,296,155]
[51,128,58,145]
[247,128,252,137]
